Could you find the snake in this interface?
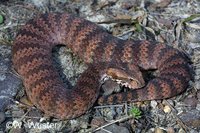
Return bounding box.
[12,13,192,119]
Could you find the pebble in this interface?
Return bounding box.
[70,120,79,129]
[9,127,25,133]
[167,127,175,133]
[163,105,171,113]
[196,103,200,111]
[154,127,165,133]
[95,124,129,133]
[12,109,24,119]
[179,109,200,129]
[30,0,50,7]
[80,122,88,129]
[27,109,43,122]
[100,107,116,120]
[91,117,105,127]
[197,91,200,99]
[0,45,21,111]
[183,96,198,108]
[150,100,158,108]
[0,112,5,124]
[178,128,186,133]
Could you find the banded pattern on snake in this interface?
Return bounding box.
[12,13,192,119]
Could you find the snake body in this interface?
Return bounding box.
[12,13,192,119]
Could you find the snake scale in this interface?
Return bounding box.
[12,13,192,119]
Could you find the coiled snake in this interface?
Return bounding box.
[12,13,192,119]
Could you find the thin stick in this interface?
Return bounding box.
[93,115,133,132]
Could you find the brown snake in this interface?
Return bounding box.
[12,13,192,119]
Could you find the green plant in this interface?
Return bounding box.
[129,106,142,119]
[183,14,200,23]
[135,23,142,32]
[0,14,4,24]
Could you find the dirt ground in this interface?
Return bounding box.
[0,0,200,133]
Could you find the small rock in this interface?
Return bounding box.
[183,96,198,108]
[0,73,21,108]
[178,128,186,133]
[188,129,199,133]
[120,0,134,10]
[148,0,172,10]
[163,105,171,113]
[196,103,200,111]
[27,109,43,122]
[197,91,200,99]
[150,100,158,108]
[80,122,88,129]
[0,45,21,111]
[12,109,24,119]
[95,124,129,133]
[99,107,116,120]
[30,0,50,7]
[9,127,25,133]
[91,117,105,127]
[167,127,175,133]
[69,119,79,129]
[0,112,5,124]
[116,106,123,115]
[40,130,50,133]
[154,127,165,133]
[194,81,200,90]
[179,109,200,129]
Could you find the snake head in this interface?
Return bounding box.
[105,68,145,89]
